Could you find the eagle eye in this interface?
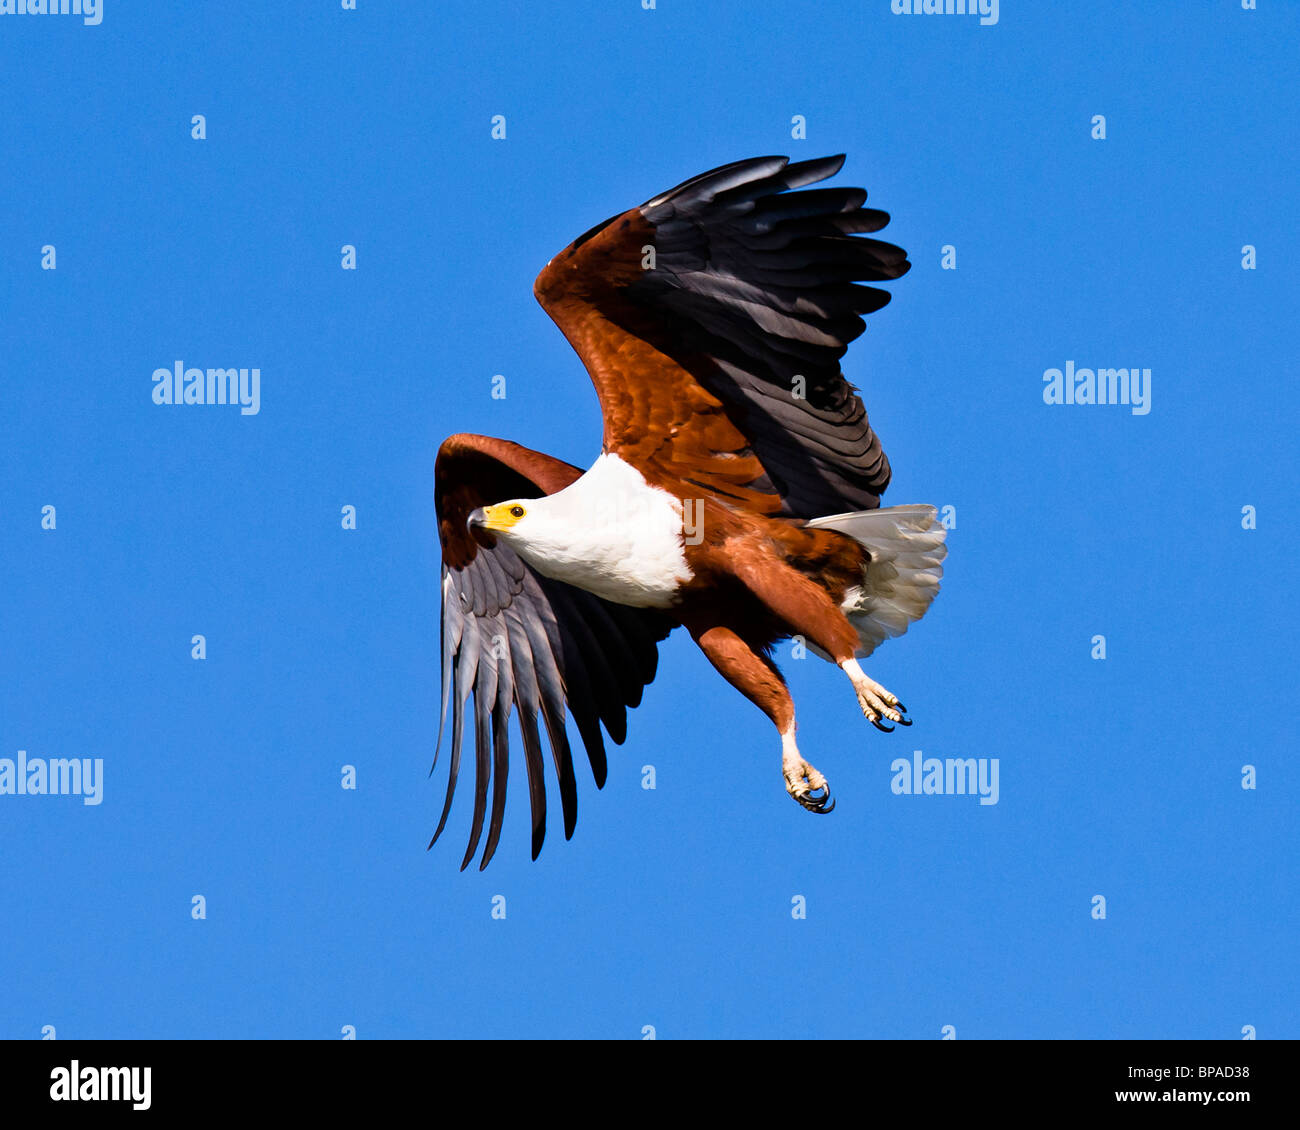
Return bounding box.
[509,505,525,518]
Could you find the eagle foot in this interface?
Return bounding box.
[783,757,836,814]
[851,672,908,729]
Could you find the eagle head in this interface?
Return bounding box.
[469,501,531,535]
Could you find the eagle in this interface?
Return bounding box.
[433,154,947,870]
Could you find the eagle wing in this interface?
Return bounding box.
[533,154,909,519]
[434,433,673,870]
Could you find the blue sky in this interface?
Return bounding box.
[1,1,1296,1039]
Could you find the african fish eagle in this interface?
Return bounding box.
[433,154,947,869]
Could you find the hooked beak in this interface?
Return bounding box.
[467,507,487,530]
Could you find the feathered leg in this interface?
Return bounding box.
[685,618,834,814]
[728,550,907,730]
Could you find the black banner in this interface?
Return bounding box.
[2,1039,1288,1117]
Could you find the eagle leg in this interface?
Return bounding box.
[684,617,835,816]
[725,547,911,733]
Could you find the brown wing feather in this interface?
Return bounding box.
[536,231,780,511]
[436,434,582,568]
[534,155,909,518]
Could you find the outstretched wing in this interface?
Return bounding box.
[534,154,909,519]
[434,433,674,870]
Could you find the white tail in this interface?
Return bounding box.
[806,504,948,658]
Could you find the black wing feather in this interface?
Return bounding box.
[434,436,674,869]
[633,154,909,517]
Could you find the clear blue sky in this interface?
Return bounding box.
[1,1,1296,1040]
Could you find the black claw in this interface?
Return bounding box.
[893,700,907,714]
[794,786,835,814]
[871,717,895,733]
[896,714,913,727]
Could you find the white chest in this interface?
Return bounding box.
[506,454,693,608]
